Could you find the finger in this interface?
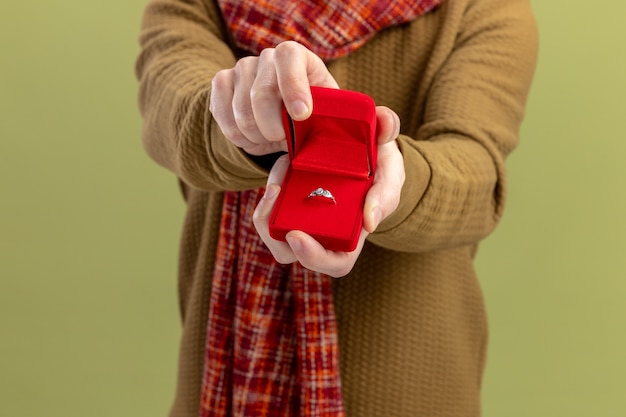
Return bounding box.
[253,183,298,265]
[232,56,267,144]
[363,140,406,233]
[274,41,339,121]
[211,69,252,148]
[375,106,401,145]
[267,154,291,185]
[285,229,369,278]
[250,48,285,142]
[252,155,297,264]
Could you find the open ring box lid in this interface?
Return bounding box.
[269,86,377,252]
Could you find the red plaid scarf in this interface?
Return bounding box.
[202,1,443,416]
[201,189,343,416]
[217,0,443,61]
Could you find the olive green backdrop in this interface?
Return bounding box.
[1,1,624,416]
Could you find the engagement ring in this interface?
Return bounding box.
[307,187,336,204]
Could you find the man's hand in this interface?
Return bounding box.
[253,106,405,277]
[210,41,339,156]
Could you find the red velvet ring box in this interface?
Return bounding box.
[268,86,377,252]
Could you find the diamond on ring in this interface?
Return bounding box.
[307,187,336,204]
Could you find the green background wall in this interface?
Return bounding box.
[1,1,624,416]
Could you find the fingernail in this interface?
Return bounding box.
[286,235,302,252]
[291,100,309,120]
[372,207,383,230]
[393,112,400,138]
[264,184,279,200]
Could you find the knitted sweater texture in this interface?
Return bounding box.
[135,0,538,415]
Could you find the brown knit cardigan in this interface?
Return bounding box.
[135,0,538,415]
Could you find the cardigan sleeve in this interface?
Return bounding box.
[368,0,538,252]
[135,0,269,191]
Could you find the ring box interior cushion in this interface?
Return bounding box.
[269,86,377,252]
